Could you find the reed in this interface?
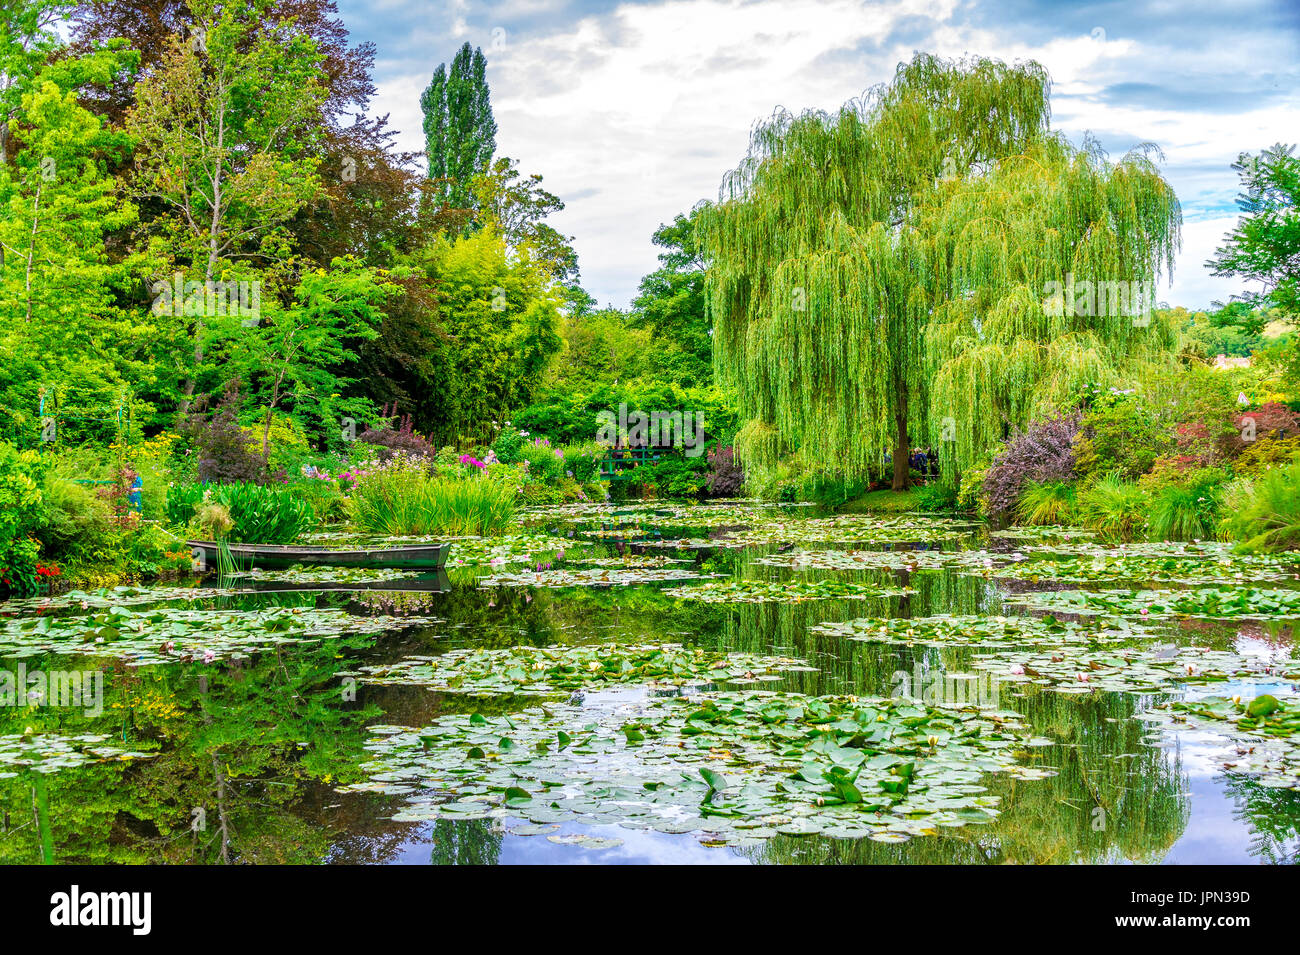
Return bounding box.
[350,456,515,536]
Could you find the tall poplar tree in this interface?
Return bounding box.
[701,53,1181,490]
[420,42,496,212]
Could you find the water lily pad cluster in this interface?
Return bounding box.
[638,536,747,551]
[1160,694,1300,790]
[0,585,239,612]
[664,577,914,603]
[340,689,1045,845]
[760,549,1023,573]
[574,555,692,568]
[0,606,443,665]
[994,551,1299,585]
[628,503,812,529]
[0,733,155,778]
[811,614,1157,649]
[477,567,709,589]
[987,526,1096,541]
[346,643,818,696]
[971,643,1295,696]
[1023,540,1259,558]
[225,567,422,584]
[447,535,583,568]
[722,516,974,546]
[1006,587,1300,620]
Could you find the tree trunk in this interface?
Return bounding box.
[891,392,909,491]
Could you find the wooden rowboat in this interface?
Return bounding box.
[187,540,451,570]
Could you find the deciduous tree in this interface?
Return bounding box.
[701,53,1181,490]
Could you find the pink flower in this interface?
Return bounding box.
[203,650,216,664]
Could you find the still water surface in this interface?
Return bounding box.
[3,504,1298,864]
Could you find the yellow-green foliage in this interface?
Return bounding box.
[1234,435,1300,478]
[1137,462,1228,542]
[423,227,562,444]
[700,52,1181,485]
[242,411,310,474]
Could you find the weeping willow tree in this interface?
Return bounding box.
[921,135,1182,483]
[700,53,1182,489]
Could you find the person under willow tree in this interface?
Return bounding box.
[700,53,1182,490]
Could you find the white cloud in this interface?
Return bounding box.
[356,0,1297,309]
[1171,214,1248,310]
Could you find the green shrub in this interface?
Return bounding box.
[1072,397,1173,481]
[1218,460,1300,552]
[639,456,707,498]
[240,411,312,476]
[561,441,605,483]
[294,478,349,525]
[518,437,566,484]
[0,536,40,596]
[490,428,527,464]
[1075,473,1149,542]
[125,523,192,579]
[1015,480,1077,525]
[32,474,119,564]
[167,482,311,543]
[958,465,987,515]
[915,482,961,512]
[1234,434,1300,478]
[0,442,43,544]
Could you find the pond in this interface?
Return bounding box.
[2,502,1299,865]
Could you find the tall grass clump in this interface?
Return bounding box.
[1015,480,1077,526]
[1141,466,1227,541]
[1218,460,1300,553]
[1075,472,1149,541]
[1147,484,1216,541]
[349,454,515,536]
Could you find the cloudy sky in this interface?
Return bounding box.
[336,0,1300,310]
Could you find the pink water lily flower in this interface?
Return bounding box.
[203,649,216,664]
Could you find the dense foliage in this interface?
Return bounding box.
[0,12,1296,600]
[701,53,1181,491]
